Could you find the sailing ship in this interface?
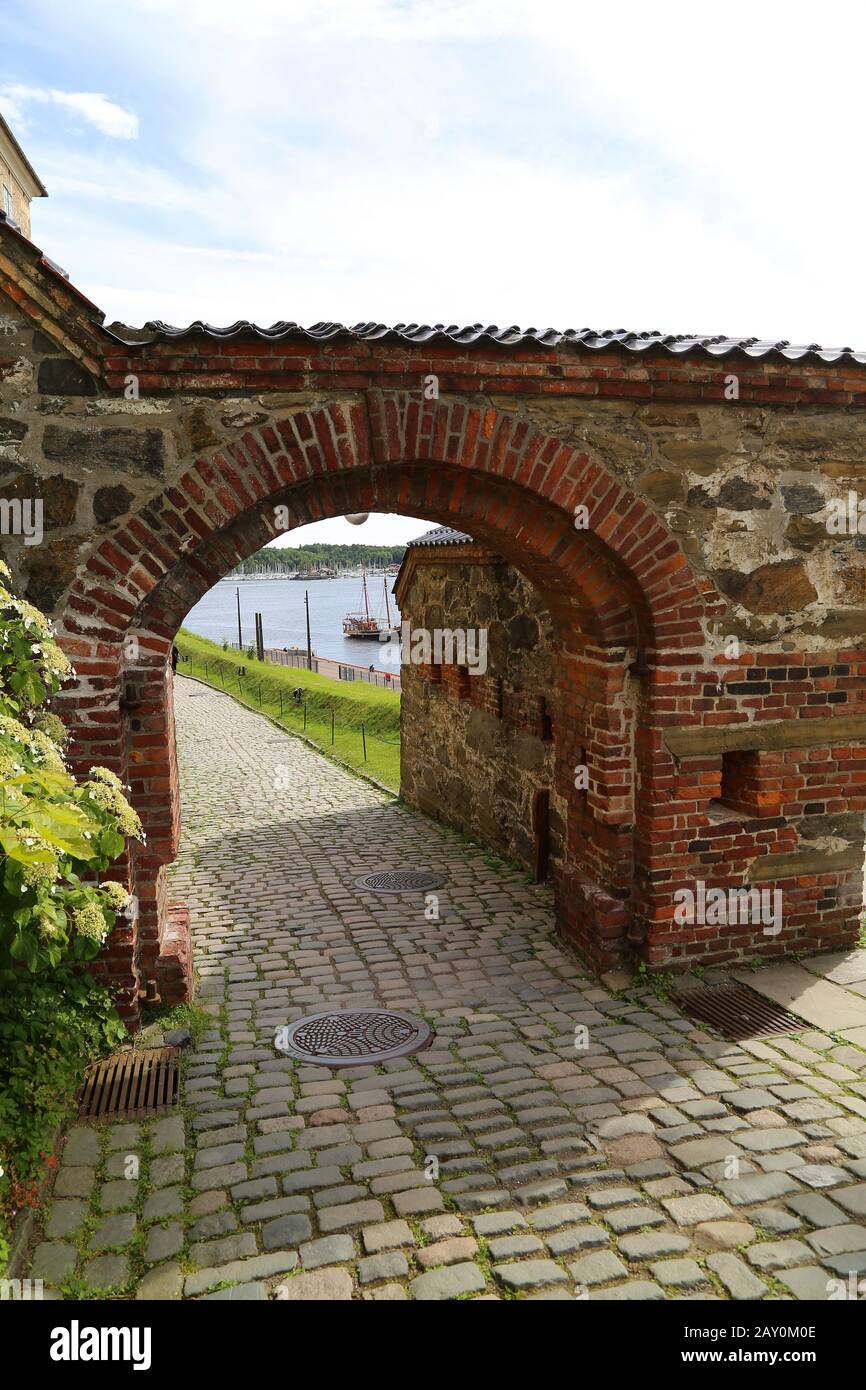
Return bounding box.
[342,565,397,640]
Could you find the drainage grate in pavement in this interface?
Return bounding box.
[672,983,808,1041]
[77,1046,180,1121]
[274,1009,434,1066]
[354,870,445,893]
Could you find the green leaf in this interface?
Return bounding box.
[0,830,55,864]
[99,828,125,859]
[9,930,37,964]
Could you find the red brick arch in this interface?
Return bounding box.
[64,393,706,649]
[55,393,711,1026]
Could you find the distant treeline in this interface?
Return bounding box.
[232,542,406,575]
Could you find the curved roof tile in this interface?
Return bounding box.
[115,320,866,364]
[407,526,474,547]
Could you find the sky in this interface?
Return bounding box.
[271,515,432,548]
[3,0,865,545]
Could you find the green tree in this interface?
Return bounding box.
[233,541,406,574]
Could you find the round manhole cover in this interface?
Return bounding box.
[354,870,445,893]
[274,1009,434,1066]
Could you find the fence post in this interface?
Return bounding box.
[303,703,307,731]
[204,661,209,681]
[361,723,367,761]
[331,709,335,744]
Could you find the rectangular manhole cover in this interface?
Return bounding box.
[77,1046,180,1121]
[671,983,808,1041]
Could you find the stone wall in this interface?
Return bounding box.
[1,214,866,1025]
[397,543,565,877]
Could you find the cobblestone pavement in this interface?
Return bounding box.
[28,678,866,1301]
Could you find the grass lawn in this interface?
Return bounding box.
[175,628,401,791]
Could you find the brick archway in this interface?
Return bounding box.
[54,394,708,1026]
[2,224,865,1032]
[62,392,704,649]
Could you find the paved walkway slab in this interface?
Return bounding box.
[733,963,866,1031]
[801,950,866,986]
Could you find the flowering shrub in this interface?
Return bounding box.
[0,561,141,1268]
[0,561,143,972]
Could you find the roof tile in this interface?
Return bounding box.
[407,526,474,548]
[110,321,866,365]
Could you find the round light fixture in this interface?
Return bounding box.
[345,513,369,526]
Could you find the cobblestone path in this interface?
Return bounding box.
[28,678,866,1300]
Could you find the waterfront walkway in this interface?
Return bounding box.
[227,641,402,691]
[26,678,866,1300]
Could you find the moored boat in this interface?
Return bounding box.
[342,565,396,640]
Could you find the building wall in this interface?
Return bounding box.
[1,215,866,1024]
[398,550,566,877]
[0,144,34,239]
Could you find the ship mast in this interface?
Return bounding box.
[383,572,392,628]
[362,564,370,620]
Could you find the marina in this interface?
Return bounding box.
[183,574,403,674]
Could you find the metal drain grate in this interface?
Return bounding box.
[274,1009,433,1066]
[354,870,445,893]
[672,983,808,1041]
[77,1046,180,1121]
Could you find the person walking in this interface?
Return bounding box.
[171,644,179,673]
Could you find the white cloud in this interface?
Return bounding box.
[51,91,138,139]
[128,0,505,41]
[14,0,866,347]
[1,84,138,138]
[48,148,844,345]
[37,149,196,209]
[0,93,26,127]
